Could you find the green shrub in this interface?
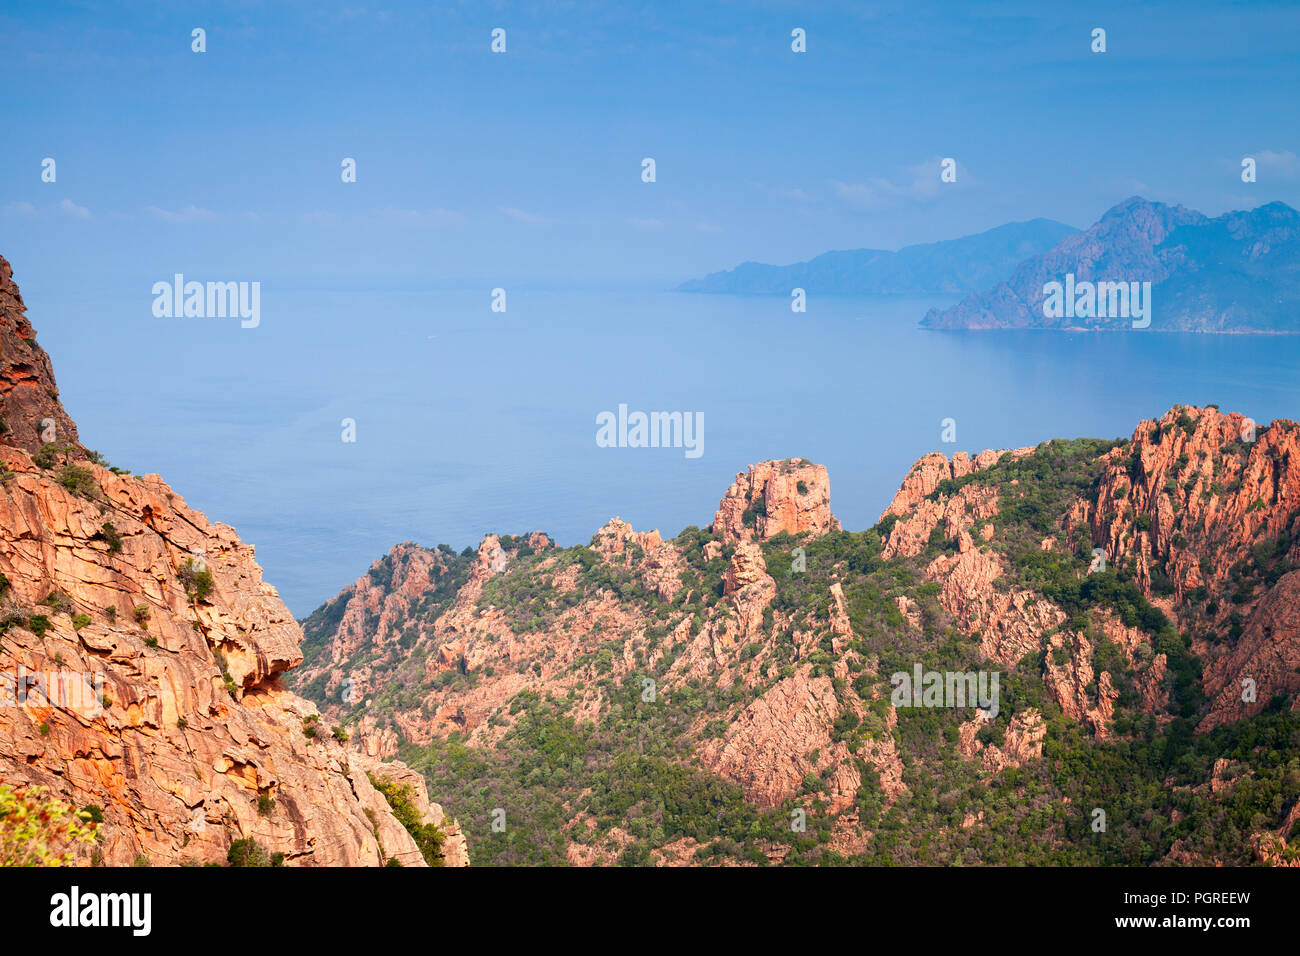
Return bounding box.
[178,559,215,603]
[0,785,99,866]
[367,773,446,866]
[227,838,272,867]
[55,465,96,498]
[98,522,124,554]
[32,443,63,470]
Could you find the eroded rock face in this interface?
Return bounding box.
[927,545,1066,666]
[0,255,454,867]
[885,483,1000,561]
[0,447,441,865]
[1065,405,1300,730]
[1070,405,1300,618]
[699,669,903,811]
[352,754,469,867]
[1043,631,1118,738]
[1200,570,1300,732]
[0,256,82,456]
[958,708,1045,773]
[592,518,683,601]
[880,431,1192,739]
[723,541,776,639]
[713,459,839,544]
[310,543,457,669]
[881,448,1028,521]
[296,526,665,748]
[879,448,1030,561]
[290,403,1300,864]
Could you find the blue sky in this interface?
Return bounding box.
[3,0,1298,288]
[2,1,1299,615]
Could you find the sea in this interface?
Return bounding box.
[32,285,1300,615]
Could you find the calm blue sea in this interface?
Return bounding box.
[31,285,1300,615]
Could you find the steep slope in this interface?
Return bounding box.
[295,421,1300,867]
[0,257,83,455]
[1064,404,1300,730]
[677,219,1077,294]
[0,254,466,867]
[922,198,1300,331]
[1156,202,1300,332]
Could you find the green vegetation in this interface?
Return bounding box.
[0,784,99,866]
[368,773,446,866]
[55,464,96,498]
[294,430,1300,867]
[227,838,284,867]
[401,689,797,866]
[178,558,215,603]
[31,442,66,470]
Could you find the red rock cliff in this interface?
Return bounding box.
[713,459,839,544]
[0,254,463,866]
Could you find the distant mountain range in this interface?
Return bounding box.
[684,197,1300,332]
[676,219,1078,295]
[922,197,1300,332]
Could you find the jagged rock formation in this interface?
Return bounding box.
[0,254,463,867]
[881,448,1028,519]
[295,408,1300,867]
[958,708,1045,773]
[713,458,839,544]
[0,256,82,455]
[352,754,469,866]
[699,672,874,811]
[1065,405,1300,730]
[880,449,1028,560]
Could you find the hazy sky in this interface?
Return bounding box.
[3,0,1298,289]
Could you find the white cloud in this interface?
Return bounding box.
[57,199,91,219]
[374,207,467,227]
[146,204,213,223]
[303,210,342,227]
[498,206,552,225]
[830,158,959,213]
[749,182,816,202]
[4,199,90,219]
[1256,150,1299,178]
[627,216,666,229]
